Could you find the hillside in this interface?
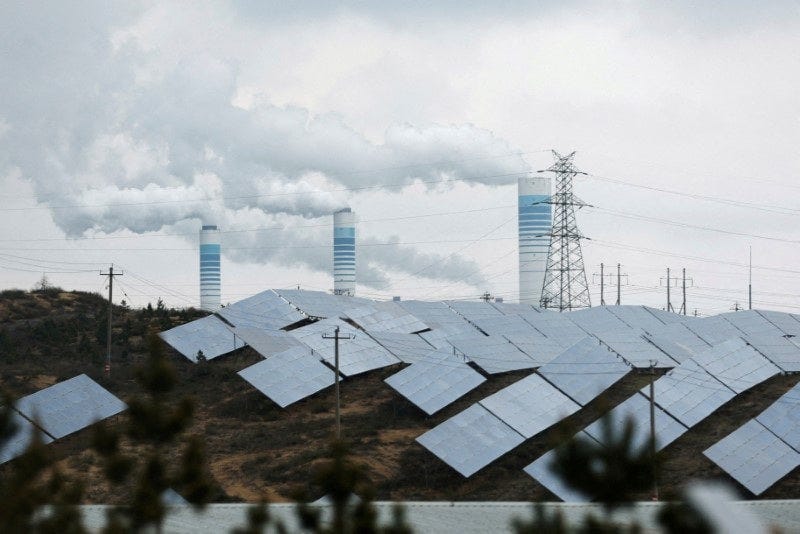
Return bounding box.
[1,288,800,504]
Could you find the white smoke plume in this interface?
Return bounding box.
[0,2,524,289]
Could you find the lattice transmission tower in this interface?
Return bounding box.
[539,151,592,311]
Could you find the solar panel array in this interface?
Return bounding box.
[503,332,566,366]
[718,310,784,337]
[684,316,745,345]
[538,337,631,406]
[641,358,736,428]
[289,318,401,376]
[15,374,127,439]
[479,374,580,438]
[0,410,54,465]
[385,350,486,415]
[584,392,688,452]
[448,334,537,374]
[704,420,800,495]
[344,301,428,334]
[217,290,305,330]
[160,314,245,362]
[757,310,800,336]
[368,332,437,363]
[416,404,525,477]
[594,329,675,368]
[232,327,303,358]
[755,381,800,450]
[745,334,800,373]
[276,289,371,319]
[522,431,597,502]
[691,338,781,394]
[238,347,334,408]
[155,290,800,489]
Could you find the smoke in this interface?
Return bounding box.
[0,2,526,289]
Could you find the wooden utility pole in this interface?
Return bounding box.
[100,265,122,377]
[649,359,659,501]
[322,326,354,439]
[650,360,658,501]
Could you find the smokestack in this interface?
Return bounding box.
[199,224,221,310]
[518,176,552,304]
[333,208,356,296]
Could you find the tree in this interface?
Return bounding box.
[91,332,213,532]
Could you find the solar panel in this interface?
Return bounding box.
[397,300,472,334]
[692,338,781,394]
[447,334,538,374]
[521,312,588,347]
[385,350,486,415]
[594,329,676,368]
[645,307,695,324]
[640,358,735,428]
[584,392,688,452]
[684,316,745,345]
[0,409,54,464]
[645,323,711,364]
[755,381,800,450]
[238,346,335,408]
[232,327,303,358]
[470,314,538,337]
[564,307,632,336]
[344,301,428,334]
[416,403,525,477]
[275,289,371,319]
[605,305,668,333]
[217,290,305,330]
[758,310,800,337]
[15,374,127,440]
[368,332,437,363]
[503,332,566,366]
[719,311,785,337]
[703,419,800,496]
[446,300,506,322]
[538,337,631,406]
[745,334,800,373]
[522,431,598,502]
[160,314,245,362]
[479,373,581,438]
[490,301,541,317]
[289,318,400,376]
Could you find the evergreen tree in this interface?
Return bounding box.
[91,332,213,532]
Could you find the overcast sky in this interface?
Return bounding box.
[1,1,798,314]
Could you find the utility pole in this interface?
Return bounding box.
[100,265,122,377]
[660,268,676,313]
[600,263,605,305]
[748,246,752,311]
[322,326,354,439]
[677,269,693,316]
[649,359,658,501]
[666,268,672,313]
[616,263,621,305]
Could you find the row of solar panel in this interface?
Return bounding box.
[157,289,800,498]
[417,331,794,498]
[703,380,800,496]
[1,374,126,464]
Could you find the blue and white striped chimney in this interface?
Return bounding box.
[199,224,221,310]
[518,176,552,304]
[333,208,356,296]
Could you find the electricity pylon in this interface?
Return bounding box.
[539,151,591,311]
